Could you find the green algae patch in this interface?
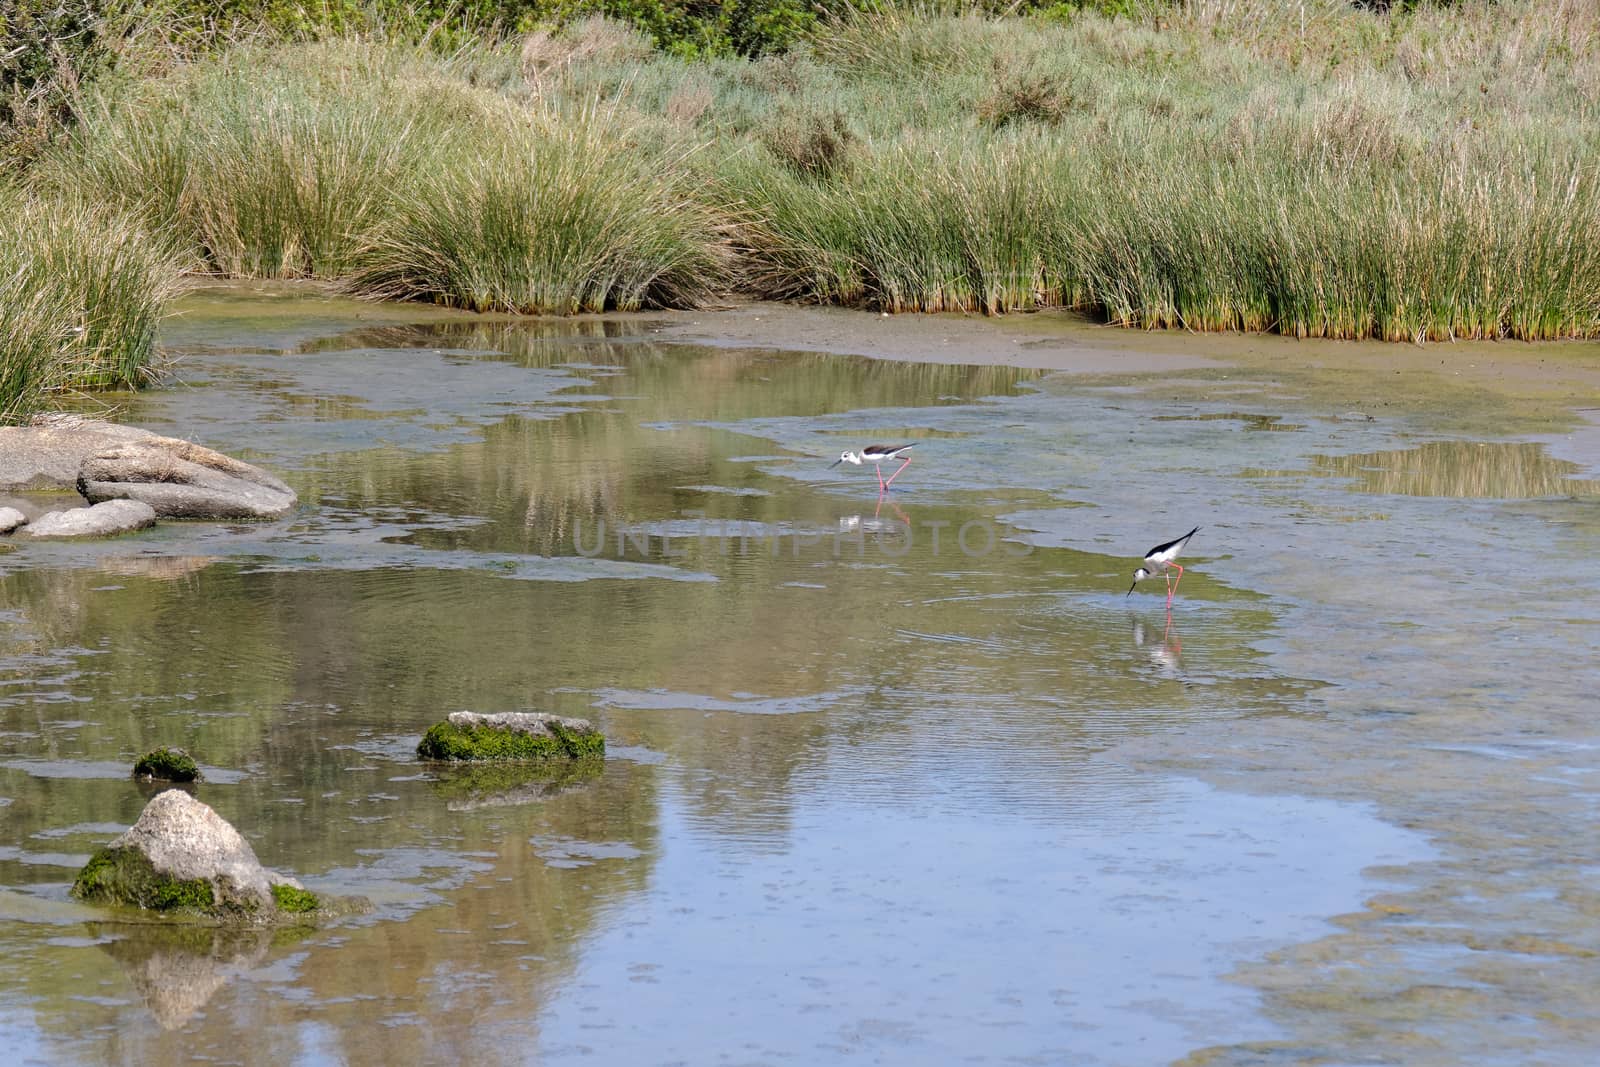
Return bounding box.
[270,883,320,913]
[72,846,216,914]
[132,747,202,783]
[417,712,605,763]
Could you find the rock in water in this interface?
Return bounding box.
[23,499,157,539]
[0,506,25,534]
[0,414,296,519]
[0,415,154,490]
[417,711,606,762]
[133,746,202,783]
[79,439,296,519]
[73,790,276,916]
[71,790,364,921]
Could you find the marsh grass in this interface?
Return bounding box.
[22,3,1600,346]
[0,188,183,422]
[39,41,490,279]
[350,113,729,313]
[725,1,1600,338]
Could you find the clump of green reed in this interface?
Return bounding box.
[0,187,184,421]
[349,113,729,314]
[729,135,1054,314]
[24,3,1600,339]
[717,1,1600,338]
[40,40,488,280]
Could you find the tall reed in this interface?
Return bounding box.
[38,41,487,279]
[0,188,184,422]
[27,5,1600,341]
[349,113,729,313]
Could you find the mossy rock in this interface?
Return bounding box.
[71,790,371,924]
[72,845,367,923]
[72,846,227,915]
[417,711,605,763]
[132,746,201,783]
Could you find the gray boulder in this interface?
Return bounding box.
[24,499,157,539]
[0,414,295,520]
[0,415,153,490]
[79,439,296,520]
[0,506,25,534]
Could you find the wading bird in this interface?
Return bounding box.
[1127,526,1200,609]
[829,444,914,492]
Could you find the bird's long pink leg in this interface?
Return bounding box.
[883,457,912,488]
[876,465,886,491]
[1169,563,1184,598]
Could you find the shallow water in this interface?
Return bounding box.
[2,285,1598,1064]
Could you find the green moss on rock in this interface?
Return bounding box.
[72,846,215,913]
[417,714,605,763]
[132,746,201,782]
[270,883,320,913]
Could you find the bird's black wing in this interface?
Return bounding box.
[1145,525,1200,558]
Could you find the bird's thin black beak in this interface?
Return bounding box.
[828,459,843,469]
[1126,581,1137,597]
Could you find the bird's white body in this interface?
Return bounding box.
[1128,526,1200,604]
[830,444,914,491]
[836,444,914,466]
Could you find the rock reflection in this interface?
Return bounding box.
[87,922,274,1030]
[97,554,219,582]
[430,759,603,812]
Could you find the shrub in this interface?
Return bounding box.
[761,107,856,179]
[0,0,115,169]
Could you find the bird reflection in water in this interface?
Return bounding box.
[1132,615,1183,678]
[838,496,910,536]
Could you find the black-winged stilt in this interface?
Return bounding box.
[1126,526,1199,608]
[830,444,914,492]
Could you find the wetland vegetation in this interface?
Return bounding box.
[4,0,1598,420]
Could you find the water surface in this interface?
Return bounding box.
[2,286,1598,1064]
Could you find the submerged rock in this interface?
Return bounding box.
[72,790,367,922]
[24,499,157,539]
[0,414,296,520]
[418,711,606,763]
[0,506,25,534]
[133,747,202,783]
